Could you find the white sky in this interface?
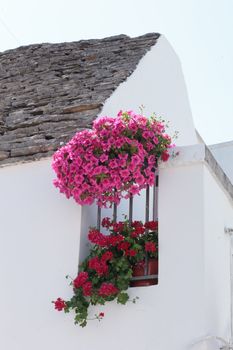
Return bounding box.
[0,0,232,145]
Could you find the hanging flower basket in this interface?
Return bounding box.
[52,110,175,207]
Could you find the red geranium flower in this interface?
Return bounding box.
[88,257,108,276]
[145,242,156,252]
[82,281,92,296]
[73,272,89,288]
[101,251,113,262]
[99,283,118,296]
[161,151,169,162]
[108,234,124,246]
[144,221,158,230]
[117,241,130,251]
[101,217,112,228]
[132,221,143,228]
[126,249,137,257]
[88,229,109,247]
[112,222,124,233]
[53,298,66,311]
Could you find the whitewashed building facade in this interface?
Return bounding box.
[0,33,233,350]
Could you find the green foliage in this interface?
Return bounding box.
[117,292,130,305]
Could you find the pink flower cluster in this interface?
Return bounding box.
[52,110,173,207]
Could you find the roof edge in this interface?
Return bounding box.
[0,33,161,55]
[160,144,233,205]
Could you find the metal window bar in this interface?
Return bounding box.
[97,205,101,231]
[153,174,159,221]
[96,174,159,282]
[131,173,159,282]
[113,188,117,223]
[129,195,133,225]
[113,203,117,223]
[144,185,150,275]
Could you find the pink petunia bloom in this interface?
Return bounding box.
[131,155,141,166]
[109,159,118,169]
[153,136,159,144]
[135,174,145,185]
[129,185,140,195]
[99,154,108,163]
[120,169,130,179]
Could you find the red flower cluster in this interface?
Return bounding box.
[131,226,145,238]
[112,222,124,233]
[145,242,156,252]
[132,221,143,228]
[101,251,113,262]
[98,312,104,318]
[88,229,124,247]
[54,298,66,311]
[101,217,112,228]
[82,281,92,296]
[73,272,89,288]
[117,242,137,257]
[107,234,124,246]
[161,151,170,162]
[98,283,118,296]
[117,241,130,251]
[125,249,137,257]
[144,221,158,230]
[88,257,109,276]
[88,229,108,247]
[73,272,93,296]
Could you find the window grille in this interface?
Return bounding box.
[96,174,159,285]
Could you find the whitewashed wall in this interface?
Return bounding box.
[1,148,233,350]
[100,35,198,146]
[0,36,231,350]
[209,141,233,185]
[0,159,81,350]
[203,165,232,341]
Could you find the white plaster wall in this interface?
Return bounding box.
[0,159,81,350]
[99,35,198,146]
[157,162,206,349]
[71,161,209,350]
[203,165,233,341]
[0,157,206,350]
[209,141,233,185]
[1,152,233,350]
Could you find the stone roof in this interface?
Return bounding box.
[0,33,160,166]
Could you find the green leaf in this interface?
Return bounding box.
[117,292,129,305]
[80,320,87,328]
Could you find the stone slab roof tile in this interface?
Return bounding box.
[0,33,160,166]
